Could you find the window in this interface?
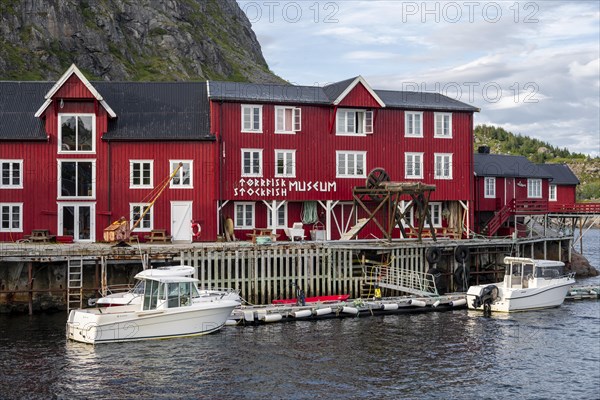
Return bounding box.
[549,184,557,201]
[267,202,288,228]
[434,113,452,138]
[405,112,423,137]
[235,202,255,229]
[484,177,496,198]
[1,160,23,189]
[336,151,366,178]
[59,114,95,152]
[275,106,301,133]
[336,109,373,135]
[398,203,414,229]
[405,153,423,179]
[0,203,22,232]
[275,150,296,177]
[130,160,153,188]
[58,203,95,241]
[59,160,95,198]
[434,153,452,179]
[130,203,153,231]
[170,161,192,188]
[241,105,263,132]
[242,149,263,177]
[429,202,442,227]
[528,179,542,198]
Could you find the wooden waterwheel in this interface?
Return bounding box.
[365,168,390,201]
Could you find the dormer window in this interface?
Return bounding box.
[59,114,95,153]
[336,109,373,135]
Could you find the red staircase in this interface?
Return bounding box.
[483,199,549,236]
[483,200,514,236]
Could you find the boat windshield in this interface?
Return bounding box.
[535,265,562,279]
[166,282,193,308]
[143,279,160,310]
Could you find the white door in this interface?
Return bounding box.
[58,202,96,242]
[171,201,192,243]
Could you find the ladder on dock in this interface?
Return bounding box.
[367,263,438,297]
[340,218,369,240]
[67,257,83,312]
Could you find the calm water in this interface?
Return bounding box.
[1,232,599,400]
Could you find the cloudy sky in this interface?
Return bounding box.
[237,1,600,156]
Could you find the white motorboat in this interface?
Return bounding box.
[67,269,240,344]
[467,257,575,314]
[95,265,240,307]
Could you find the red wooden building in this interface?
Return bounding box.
[0,65,217,243]
[208,76,480,240]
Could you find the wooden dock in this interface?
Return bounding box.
[565,285,600,300]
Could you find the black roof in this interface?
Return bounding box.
[474,153,552,179]
[538,164,580,185]
[209,78,479,111]
[0,82,52,140]
[0,81,213,141]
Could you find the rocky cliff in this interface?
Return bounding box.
[0,0,284,83]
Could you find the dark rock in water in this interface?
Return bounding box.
[565,251,599,277]
[0,0,284,83]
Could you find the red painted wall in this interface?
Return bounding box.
[337,83,382,108]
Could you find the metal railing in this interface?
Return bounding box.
[375,265,439,297]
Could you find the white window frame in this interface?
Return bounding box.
[0,160,23,189]
[484,177,496,199]
[336,151,366,178]
[57,160,96,199]
[405,152,423,179]
[275,106,301,134]
[275,150,296,178]
[0,203,23,232]
[434,112,452,138]
[241,149,263,177]
[434,153,453,179]
[169,160,193,189]
[528,178,542,199]
[130,203,153,232]
[241,104,263,133]
[129,160,154,189]
[58,113,96,153]
[429,202,443,228]
[336,109,373,136]
[234,202,255,229]
[397,202,414,229]
[549,184,557,202]
[405,111,423,137]
[57,202,96,242]
[267,202,288,229]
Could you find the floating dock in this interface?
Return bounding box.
[565,285,600,300]
[228,293,467,325]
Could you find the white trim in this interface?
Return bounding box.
[336,151,366,178]
[241,104,263,133]
[434,153,453,179]
[434,112,453,138]
[129,160,154,189]
[274,149,296,178]
[57,159,96,199]
[0,160,24,189]
[0,203,23,233]
[549,184,557,202]
[429,202,443,228]
[331,76,386,108]
[484,177,496,199]
[34,64,116,118]
[57,113,96,154]
[405,111,423,137]
[266,201,288,229]
[130,203,154,232]
[234,202,255,229]
[169,160,193,189]
[528,178,542,199]
[335,109,373,136]
[241,149,263,177]
[405,152,424,179]
[57,202,96,242]
[275,106,301,134]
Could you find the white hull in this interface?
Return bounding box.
[67,300,238,344]
[467,280,573,312]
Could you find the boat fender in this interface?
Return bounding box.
[449,298,467,307]
[425,247,442,265]
[261,313,283,323]
[225,319,238,326]
[292,309,312,318]
[381,303,399,311]
[408,299,427,307]
[315,307,333,316]
[432,300,441,308]
[191,222,201,239]
[454,245,470,263]
[342,306,359,315]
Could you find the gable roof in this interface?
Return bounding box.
[0,81,212,141]
[209,78,478,111]
[34,64,116,118]
[474,153,552,179]
[538,164,580,185]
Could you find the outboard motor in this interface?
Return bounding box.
[472,285,498,316]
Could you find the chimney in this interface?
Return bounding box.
[478,146,490,154]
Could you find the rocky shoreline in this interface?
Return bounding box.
[566,251,599,277]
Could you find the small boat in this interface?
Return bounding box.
[272,294,350,305]
[467,257,575,314]
[95,265,240,307]
[66,269,240,344]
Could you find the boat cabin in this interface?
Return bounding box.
[141,276,202,310]
[502,257,566,289]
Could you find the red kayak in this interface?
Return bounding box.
[272,294,350,305]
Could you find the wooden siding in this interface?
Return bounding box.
[337,82,382,108]
[549,185,577,209]
[54,74,95,99]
